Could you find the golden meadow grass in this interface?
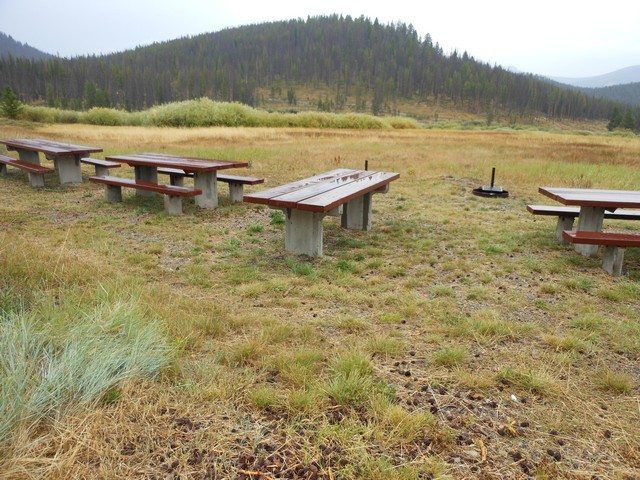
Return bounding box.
[0,122,639,479]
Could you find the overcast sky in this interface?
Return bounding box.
[1,0,638,78]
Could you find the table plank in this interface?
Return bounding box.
[243,169,357,204]
[106,152,248,172]
[539,187,640,208]
[299,171,400,212]
[0,138,102,156]
[264,170,380,209]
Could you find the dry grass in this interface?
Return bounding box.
[1,122,639,479]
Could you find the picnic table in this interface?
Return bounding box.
[244,168,399,257]
[104,152,249,208]
[0,138,102,185]
[539,187,640,257]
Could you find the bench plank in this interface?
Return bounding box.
[217,174,264,185]
[89,175,201,196]
[562,230,640,276]
[528,204,640,220]
[81,157,121,176]
[562,230,640,247]
[0,155,55,174]
[89,175,202,215]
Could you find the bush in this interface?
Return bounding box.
[83,107,126,126]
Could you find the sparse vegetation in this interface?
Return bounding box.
[0,122,638,478]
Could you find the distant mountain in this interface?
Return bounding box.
[550,65,640,88]
[0,32,54,60]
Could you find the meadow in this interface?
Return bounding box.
[0,121,639,479]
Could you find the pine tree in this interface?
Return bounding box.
[606,107,622,131]
[1,86,23,119]
[621,109,636,130]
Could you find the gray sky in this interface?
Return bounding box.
[1,0,638,78]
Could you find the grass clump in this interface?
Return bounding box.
[0,302,172,447]
[594,369,634,394]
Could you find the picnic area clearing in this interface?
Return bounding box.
[1,122,639,479]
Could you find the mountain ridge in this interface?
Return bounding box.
[0,32,53,61]
[550,65,640,88]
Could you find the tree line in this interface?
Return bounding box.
[1,15,637,126]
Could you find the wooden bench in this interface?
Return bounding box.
[528,204,640,242]
[157,167,264,202]
[89,175,202,215]
[81,157,121,176]
[244,168,399,257]
[0,154,55,187]
[562,230,640,276]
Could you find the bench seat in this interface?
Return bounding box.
[562,230,640,276]
[528,204,640,242]
[157,167,264,202]
[81,157,121,176]
[89,175,202,215]
[0,154,55,187]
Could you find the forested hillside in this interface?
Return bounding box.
[0,15,634,123]
[579,83,640,107]
[0,32,53,61]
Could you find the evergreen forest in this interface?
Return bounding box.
[1,15,638,126]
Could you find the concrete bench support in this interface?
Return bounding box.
[90,175,201,215]
[227,182,245,203]
[0,154,54,187]
[602,246,626,276]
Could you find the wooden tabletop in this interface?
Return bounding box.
[539,187,640,209]
[106,152,248,172]
[0,138,103,156]
[244,168,400,213]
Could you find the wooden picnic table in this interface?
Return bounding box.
[0,138,102,185]
[105,152,249,208]
[244,168,399,257]
[539,186,640,256]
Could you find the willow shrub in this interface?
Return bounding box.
[18,99,420,129]
[0,302,173,448]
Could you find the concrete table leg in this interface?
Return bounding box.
[105,185,122,202]
[194,171,218,208]
[341,192,373,231]
[15,149,40,166]
[285,208,326,257]
[134,166,158,197]
[52,154,83,184]
[576,207,605,257]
